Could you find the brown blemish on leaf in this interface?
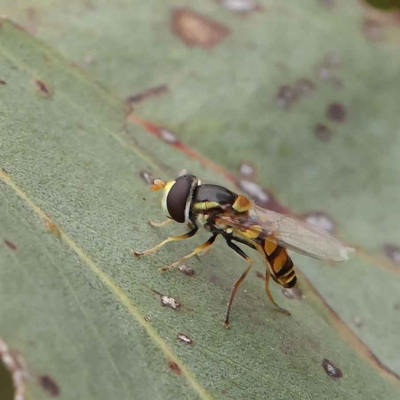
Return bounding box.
[315,123,332,142]
[35,79,52,98]
[39,375,60,397]
[171,8,230,48]
[275,85,298,109]
[383,244,400,265]
[255,271,264,280]
[126,85,169,103]
[139,170,155,185]
[327,102,347,123]
[168,360,181,374]
[4,239,17,251]
[177,333,194,345]
[220,0,263,13]
[321,359,343,379]
[296,78,316,97]
[316,54,343,87]
[0,79,6,85]
[299,271,400,384]
[45,221,62,238]
[363,17,384,41]
[179,264,195,276]
[0,338,29,400]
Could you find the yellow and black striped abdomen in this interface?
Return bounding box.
[262,240,297,288]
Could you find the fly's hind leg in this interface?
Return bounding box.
[132,226,198,257]
[224,240,254,329]
[264,271,291,316]
[159,234,218,272]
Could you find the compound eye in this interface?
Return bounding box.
[166,175,194,223]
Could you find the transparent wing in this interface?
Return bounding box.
[217,204,353,261]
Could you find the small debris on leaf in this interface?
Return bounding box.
[304,212,335,233]
[177,333,194,345]
[161,295,181,311]
[282,287,305,300]
[159,129,178,144]
[255,271,264,280]
[220,0,262,13]
[321,359,343,379]
[239,161,256,177]
[0,79,6,85]
[296,78,316,97]
[238,179,269,204]
[38,375,60,397]
[144,316,152,322]
[179,264,195,276]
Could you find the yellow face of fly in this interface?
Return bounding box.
[151,179,174,219]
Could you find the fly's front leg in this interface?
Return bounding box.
[159,234,218,272]
[148,219,173,227]
[132,226,198,257]
[224,240,254,329]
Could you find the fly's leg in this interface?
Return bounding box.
[148,219,173,227]
[132,227,198,257]
[159,234,218,272]
[264,271,291,316]
[224,240,254,329]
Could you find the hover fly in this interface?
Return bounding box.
[133,175,353,328]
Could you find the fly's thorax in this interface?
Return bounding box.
[160,175,200,223]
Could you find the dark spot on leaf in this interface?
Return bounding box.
[161,295,181,311]
[168,361,181,374]
[126,85,169,103]
[363,18,384,42]
[139,170,155,185]
[179,264,195,276]
[35,79,52,98]
[220,0,263,13]
[383,244,400,265]
[171,8,230,48]
[0,79,6,85]
[177,333,194,345]
[255,271,264,280]
[39,375,60,397]
[318,0,336,8]
[4,240,17,251]
[296,78,316,97]
[282,287,305,300]
[46,221,61,238]
[315,124,332,142]
[275,85,298,109]
[327,102,347,123]
[303,211,335,233]
[321,359,343,378]
[239,161,256,177]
